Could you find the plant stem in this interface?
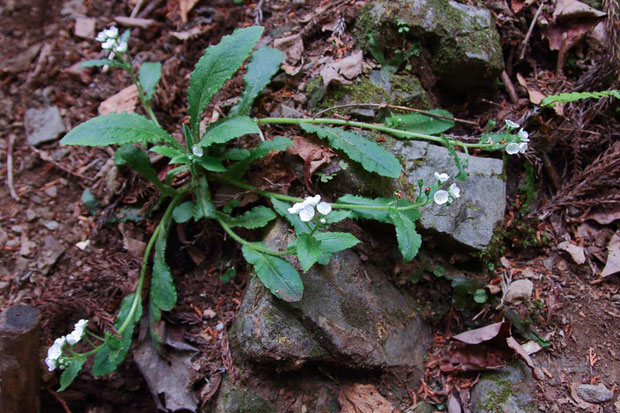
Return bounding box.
[121,54,161,127]
[216,216,287,256]
[256,117,496,150]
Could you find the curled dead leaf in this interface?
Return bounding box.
[601,233,620,278]
[546,0,606,51]
[287,136,334,192]
[320,50,364,88]
[338,384,393,413]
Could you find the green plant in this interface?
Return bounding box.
[48,25,520,390]
[540,89,619,107]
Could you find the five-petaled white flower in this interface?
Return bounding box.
[434,172,449,183]
[288,195,331,222]
[101,38,116,50]
[114,41,128,54]
[192,145,204,157]
[506,142,528,155]
[505,119,519,129]
[449,183,460,198]
[66,319,89,345]
[518,128,529,142]
[434,190,449,205]
[45,336,66,371]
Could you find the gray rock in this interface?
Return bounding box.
[575,383,613,403]
[212,378,275,413]
[37,236,65,275]
[505,279,534,303]
[354,0,504,91]
[24,107,65,146]
[42,221,59,231]
[0,43,41,74]
[392,141,505,250]
[232,220,431,370]
[470,362,540,413]
[44,185,58,198]
[25,209,38,222]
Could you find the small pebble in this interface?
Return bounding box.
[44,186,58,198]
[505,279,534,302]
[520,268,538,279]
[575,383,613,403]
[10,225,22,234]
[25,208,38,222]
[43,221,59,231]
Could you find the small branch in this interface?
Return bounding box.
[312,103,478,126]
[519,0,545,61]
[6,135,19,200]
[501,71,519,105]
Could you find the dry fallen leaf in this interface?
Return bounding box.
[338,384,393,413]
[506,336,536,370]
[115,16,158,29]
[170,26,206,41]
[287,136,334,192]
[452,322,510,345]
[179,0,200,23]
[546,0,606,51]
[557,240,586,264]
[584,208,620,225]
[99,85,139,115]
[601,233,620,277]
[447,393,462,413]
[273,34,304,75]
[516,73,546,105]
[320,50,364,88]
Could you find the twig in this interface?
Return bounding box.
[6,135,19,201]
[137,0,164,19]
[519,0,545,61]
[46,387,72,413]
[313,103,479,126]
[501,71,519,104]
[130,0,145,18]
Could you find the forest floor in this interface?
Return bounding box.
[0,0,618,412]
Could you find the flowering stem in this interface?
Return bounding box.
[256,117,498,150]
[216,216,288,256]
[120,54,161,127]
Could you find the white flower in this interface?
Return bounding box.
[299,205,315,222]
[304,195,321,206]
[434,190,449,205]
[45,336,66,371]
[518,128,529,142]
[66,319,88,345]
[449,183,460,198]
[506,142,521,155]
[518,142,528,153]
[287,202,305,214]
[96,30,108,42]
[104,26,119,39]
[505,119,519,129]
[316,202,332,215]
[114,41,128,53]
[101,38,116,50]
[320,218,327,224]
[434,172,449,183]
[192,145,203,157]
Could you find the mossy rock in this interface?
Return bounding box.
[212,377,275,413]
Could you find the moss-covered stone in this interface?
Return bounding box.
[213,378,275,413]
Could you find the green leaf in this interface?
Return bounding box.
[441,138,468,181]
[199,116,259,147]
[220,206,276,229]
[296,233,322,272]
[139,62,162,100]
[270,198,310,234]
[225,136,294,178]
[385,109,455,135]
[92,293,142,376]
[300,123,401,178]
[81,188,100,215]
[314,231,360,253]
[366,32,386,65]
[242,245,303,302]
[194,176,216,219]
[223,148,251,160]
[230,46,283,116]
[61,113,176,147]
[58,357,86,391]
[473,288,488,304]
[194,155,227,172]
[187,26,264,132]
[150,145,184,159]
[388,208,421,262]
[80,58,124,69]
[540,90,620,107]
[151,228,176,311]
[172,201,194,223]
[115,144,175,195]
[321,210,351,224]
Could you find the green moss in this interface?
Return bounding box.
[475,377,513,413]
[321,77,392,114]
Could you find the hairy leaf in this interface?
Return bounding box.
[242,245,303,302]
[300,123,401,178]
[296,233,322,272]
[314,231,360,253]
[172,201,194,223]
[321,210,351,224]
[61,113,176,147]
[541,90,619,107]
[194,155,227,172]
[151,228,176,311]
[150,145,184,159]
[187,26,263,132]
[230,46,283,116]
[194,176,216,219]
[80,58,124,69]
[114,144,175,195]
[221,206,276,229]
[385,109,455,135]
[337,195,420,223]
[388,208,421,261]
[441,138,468,181]
[139,62,162,100]
[58,357,86,391]
[270,198,310,234]
[199,116,259,147]
[226,136,294,178]
[92,293,142,376]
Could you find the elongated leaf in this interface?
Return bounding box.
[139,62,162,100]
[540,90,619,106]
[270,198,310,234]
[151,228,176,311]
[195,156,227,172]
[314,232,360,253]
[441,138,469,181]
[92,293,142,376]
[115,144,175,195]
[223,148,251,160]
[226,136,293,178]
[388,208,421,261]
[194,176,216,219]
[385,109,455,135]
[61,113,176,147]
[296,233,322,272]
[337,195,420,223]
[58,357,86,391]
[321,210,351,224]
[187,26,264,131]
[230,46,283,116]
[199,116,259,147]
[172,201,194,223]
[80,58,124,69]
[301,123,401,178]
[242,245,303,302]
[150,145,184,159]
[221,206,276,229]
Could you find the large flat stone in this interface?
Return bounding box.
[232,220,431,371]
[392,140,505,250]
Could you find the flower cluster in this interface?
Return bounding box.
[288,195,332,222]
[45,319,89,371]
[504,120,529,155]
[432,172,461,205]
[95,26,127,53]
